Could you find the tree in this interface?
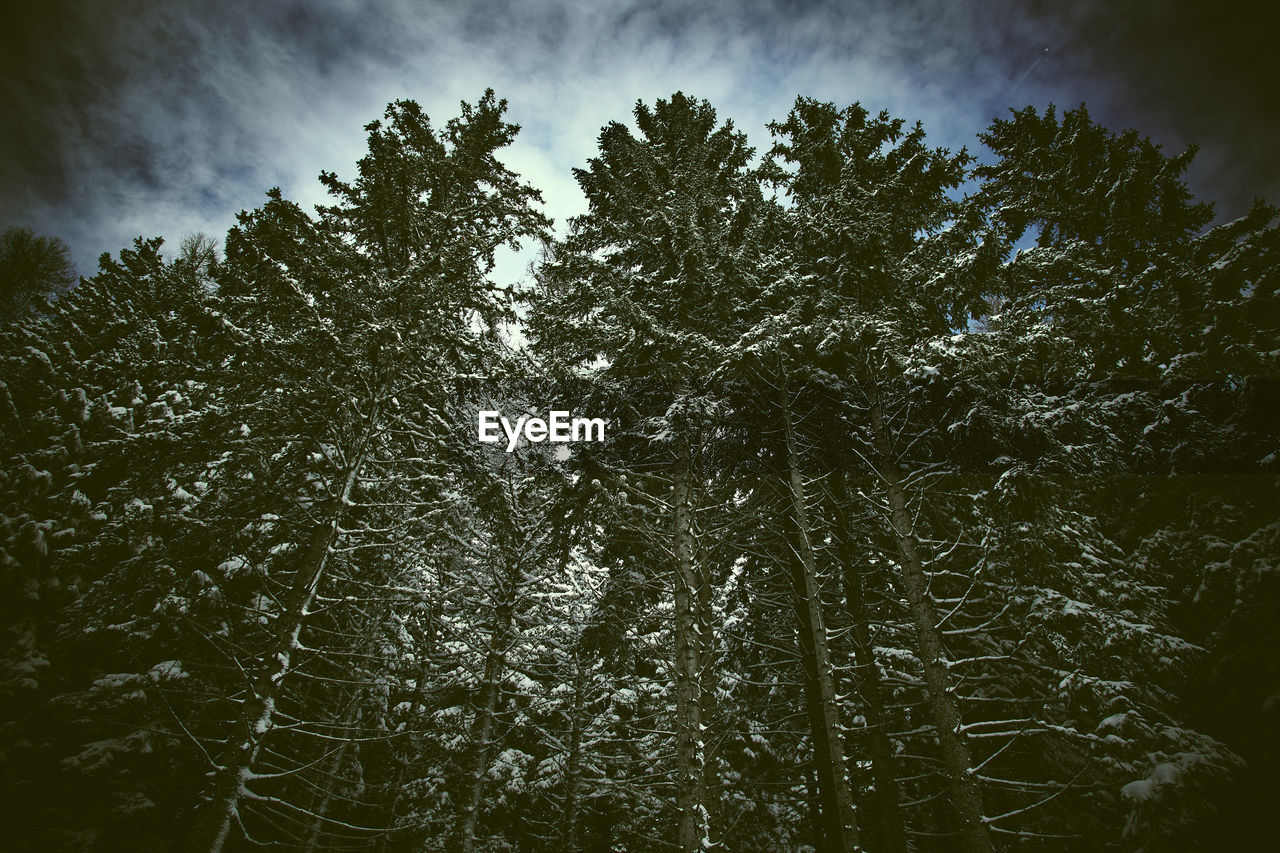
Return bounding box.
[2,87,1274,853]
[974,103,1275,848]
[0,226,77,321]
[0,235,226,850]
[530,92,768,851]
[764,96,997,853]
[185,91,547,852]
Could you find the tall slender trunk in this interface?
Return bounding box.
[186,515,342,853]
[672,438,707,852]
[840,561,907,853]
[560,657,585,852]
[870,399,992,853]
[793,574,854,852]
[304,705,360,851]
[925,753,963,853]
[378,605,439,853]
[782,392,859,853]
[831,476,907,853]
[187,399,377,853]
[698,554,722,848]
[306,600,389,850]
[457,591,516,853]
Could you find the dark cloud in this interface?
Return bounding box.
[1005,0,1278,217]
[1,0,1272,278]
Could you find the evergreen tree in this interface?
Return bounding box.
[974,103,1277,848]
[177,91,547,852]
[1,235,225,850]
[530,91,768,851]
[1,86,1274,853]
[762,96,997,853]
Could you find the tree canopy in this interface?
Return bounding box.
[1,93,1276,852]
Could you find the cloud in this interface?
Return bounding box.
[2,0,1272,279]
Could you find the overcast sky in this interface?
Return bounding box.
[2,0,1274,283]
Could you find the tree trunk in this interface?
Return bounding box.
[560,658,585,852]
[186,514,342,853]
[831,474,907,853]
[304,706,359,851]
[793,577,856,852]
[782,394,860,853]
[306,601,389,850]
[186,395,374,853]
[672,438,707,852]
[840,560,907,853]
[870,399,992,853]
[456,594,516,853]
[698,552,722,848]
[378,605,439,853]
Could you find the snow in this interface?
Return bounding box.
[147,660,189,683]
[1097,712,1127,732]
[1121,761,1180,803]
[168,481,198,504]
[93,672,142,691]
[217,556,249,576]
[253,696,277,734]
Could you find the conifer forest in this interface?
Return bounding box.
[1,88,1277,852]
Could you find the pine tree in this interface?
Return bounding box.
[0,235,226,849]
[185,91,547,852]
[763,96,997,853]
[958,103,1260,848]
[530,91,768,851]
[2,86,1274,853]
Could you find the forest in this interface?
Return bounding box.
[1,89,1276,852]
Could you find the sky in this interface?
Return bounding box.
[2,0,1275,284]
